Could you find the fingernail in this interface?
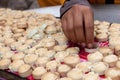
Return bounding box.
[88,43,93,48]
[81,43,86,47]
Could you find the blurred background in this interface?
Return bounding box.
[0,0,39,10]
[0,0,120,23]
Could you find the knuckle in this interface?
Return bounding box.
[83,6,92,12]
[72,5,80,11]
[63,11,71,18]
[85,6,91,10]
[67,10,71,14]
[73,4,79,8]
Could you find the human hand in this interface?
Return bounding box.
[61,4,94,48]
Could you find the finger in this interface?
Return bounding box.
[66,11,77,42]
[83,7,94,48]
[61,17,70,39]
[73,7,86,47]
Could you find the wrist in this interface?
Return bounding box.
[60,0,90,18]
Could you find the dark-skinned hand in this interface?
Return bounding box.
[61,4,94,48]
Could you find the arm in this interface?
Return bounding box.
[60,0,94,48]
